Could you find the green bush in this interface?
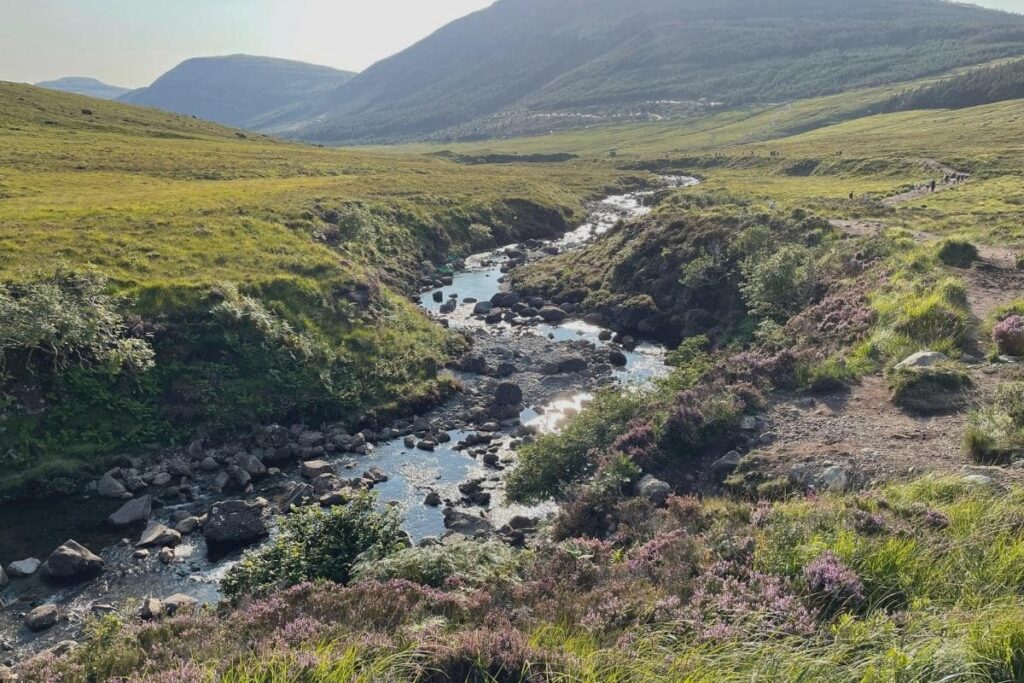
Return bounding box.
[936,239,979,268]
[740,245,818,323]
[222,493,406,598]
[352,540,519,589]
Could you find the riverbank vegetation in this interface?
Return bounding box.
[0,82,622,498]
[25,477,1024,682]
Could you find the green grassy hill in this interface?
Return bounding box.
[0,82,622,497]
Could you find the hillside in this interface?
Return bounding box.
[268,0,1024,143]
[118,54,356,129]
[0,81,620,496]
[34,76,131,100]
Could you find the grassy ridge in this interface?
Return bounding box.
[0,82,625,497]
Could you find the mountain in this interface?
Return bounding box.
[119,54,356,129]
[272,0,1024,143]
[34,76,131,100]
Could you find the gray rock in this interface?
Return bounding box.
[424,491,442,507]
[963,474,995,487]
[635,474,671,506]
[494,382,523,406]
[42,540,104,582]
[151,472,173,487]
[608,349,628,367]
[443,508,493,536]
[301,460,333,479]
[203,500,268,548]
[711,451,742,480]
[173,517,200,535]
[896,351,949,369]
[538,306,568,323]
[108,495,152,527]
[136,522,181,548]
[0,567,5,589]
[6,558,41,578]
[739,416,758,431]
[364,467,388,483]
[235,453,267,478]
[199,456,220,472]
[139,597,165,620]
[818,466,849,491]
[473,301,494,315]
[97,474,127,499]
[163,593,198,616]
[25,604,59,632]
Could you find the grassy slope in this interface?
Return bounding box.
[0,82,624,496]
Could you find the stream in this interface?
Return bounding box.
[0,176,699,655]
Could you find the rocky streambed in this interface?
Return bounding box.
[0,177,698,659]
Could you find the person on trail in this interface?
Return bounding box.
[930,179,937,192]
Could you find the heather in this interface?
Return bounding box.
[26,477,1024,682]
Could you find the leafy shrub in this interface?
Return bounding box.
[352,541,519,589]
[222,493,405,598]
[936,239,979,268]
[740,245,818,323]
[994,315,1024,356]
[0,269,154,374]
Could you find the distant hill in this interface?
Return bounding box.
[119,54,355,128]
[269,0,1024,143]
[35,76,131,100]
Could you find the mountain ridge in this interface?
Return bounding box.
[118,54,356,129]
[34,76,132,100]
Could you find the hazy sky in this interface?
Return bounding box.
[0,0,495,87]
[1,0,1022,87]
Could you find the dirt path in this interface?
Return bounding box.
[756,166,1024,488]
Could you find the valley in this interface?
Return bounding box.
[6,1,1024,679]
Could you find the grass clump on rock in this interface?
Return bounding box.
[887,361,970,415]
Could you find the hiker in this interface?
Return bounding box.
[930,179,937,192]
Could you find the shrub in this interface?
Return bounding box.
[936,239,979,268]
[740,245,818,323]
[0,269,154,374]
[803,551,865,613]
[994,315,1024,356]
[222,493,405,598]
[352,541,519,589]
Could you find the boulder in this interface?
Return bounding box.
[443,508,493,536]
[301,460,334,479]
[174,516,200,535]
[42,540,104,582]
[0,566,6,589]
[96,474,127,499]
[136,522,181,548]
[7,557,41,578]
[490,292,520,308]
[108,495,152,527]
[896,351,949,370]
[711,451,742,480]
[163,593,198,616]
[203,500,268,548]
[818,466,849,491]
[139,597,165,620]
[473,301,494,316]
[608,349,628,367]
[25,604,59,632]
[538,306,568,323]
[234,453,267,479]
[635,474,671,506]
[424,491,442,507]
[494,382,524,406]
